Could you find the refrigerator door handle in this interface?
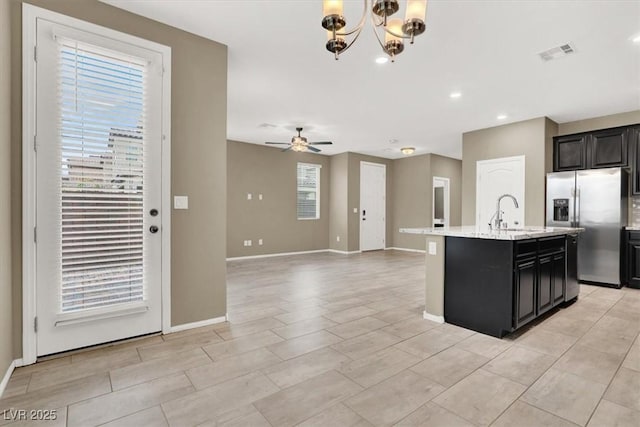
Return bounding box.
[575,187,580,227]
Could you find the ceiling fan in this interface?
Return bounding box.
[265,127,333,153]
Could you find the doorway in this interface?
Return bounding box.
[476,156,525,231]
[360,162,386,251]
[23,5,171,359]
[432,177,450,228]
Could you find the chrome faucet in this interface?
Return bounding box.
[489,194,519,230]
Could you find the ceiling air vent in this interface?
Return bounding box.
[538,43,576,62]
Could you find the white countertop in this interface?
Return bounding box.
[400,226,584,241]
[625,226,640,231]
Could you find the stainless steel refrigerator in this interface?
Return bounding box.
[546,167,628,288]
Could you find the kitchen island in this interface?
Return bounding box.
[401,226,583,338]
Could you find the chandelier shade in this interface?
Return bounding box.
[322,0,428,61]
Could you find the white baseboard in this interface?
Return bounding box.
[226,249,329,261]
[168,315,227,333]
[386,247,426,254]
[327,249,361,255]
[0,359,21,398]
[423,311,445,323]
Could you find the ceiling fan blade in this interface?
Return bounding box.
[265,142,289,145]
[281,146,293,152]
[309,141,333,145]
[307,146,321,153]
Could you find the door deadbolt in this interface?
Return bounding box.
[149,225,159,234]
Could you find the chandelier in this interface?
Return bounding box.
[322,0,428,62]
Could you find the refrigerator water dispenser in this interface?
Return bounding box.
[553,199,569,222]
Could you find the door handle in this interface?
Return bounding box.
[149,225,159,234]
[575,188,580,227]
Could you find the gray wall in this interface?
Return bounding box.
[390,154,462,251]
[227,141,330,258]
[329,153,349,252]
[558,110,640,135]
[9,0,228,358]
[462,117,548,226]
[1,0,14,378]
[390,155,430,250]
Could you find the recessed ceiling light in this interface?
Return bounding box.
[375,56,389,64]
[449,91,462,99]
[497,114,508,120]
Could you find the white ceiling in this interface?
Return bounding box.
[102,0,640,159]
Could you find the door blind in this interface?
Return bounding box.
[57,38,148,313]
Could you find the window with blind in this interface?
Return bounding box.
[58,38,147,313]
[297,163,321,220]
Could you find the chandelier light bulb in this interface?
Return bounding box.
[323,0,344,16]
[405,0,427,21]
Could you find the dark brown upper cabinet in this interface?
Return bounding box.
[553,125,637,172]
[554,134,587,171]
[631,127,640,195]
[589,127,628,169]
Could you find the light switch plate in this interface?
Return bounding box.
[428,241,437,255]
[174,196,189,210]
[247,193,252,200]
[353,208,358,213]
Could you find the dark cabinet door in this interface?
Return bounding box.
[515,258,537,327]
[552,252,566,305]
[627,237,640,289]
[537,255,553,315]
[632,127,640,195]
[554,134,587,171]
[589,127,628,168]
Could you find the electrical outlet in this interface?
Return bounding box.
[336,235,340,242]
[258,239,263,245]
[247,193,252,200]
[353,208,358,213]
[259,194,263,200]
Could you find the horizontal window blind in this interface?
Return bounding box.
[57,38,148,313]
[297,163,320,220]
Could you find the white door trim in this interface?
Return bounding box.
[22,4,172,364]
[359,161,386,251]
[475,155,525,227]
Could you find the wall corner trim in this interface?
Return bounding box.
[385,247,427,254]
[167,316,227,334]
[423,311,444,324]
[0,359,22,398]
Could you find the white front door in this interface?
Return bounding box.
[476,156,525,231]
[34,17,168,356]
[360,162,386,251]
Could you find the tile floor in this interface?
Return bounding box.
[1,250,639,426]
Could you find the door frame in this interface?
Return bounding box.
[432,176,450,227]
[359,161,386,251]
[475,155,525,227]
[22,4,172,364]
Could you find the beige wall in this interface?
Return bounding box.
[329,153,349,252]
[1,0,14,376]
[227,141,330,258]
[558,110,640,135]
[462,117,548,226]
[390,155,430,250]
[10,0,228,357]
[390,154,462,251]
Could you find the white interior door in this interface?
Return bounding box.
[360,162,386,251]
[34,18,167,356]
[476,156,525,231]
